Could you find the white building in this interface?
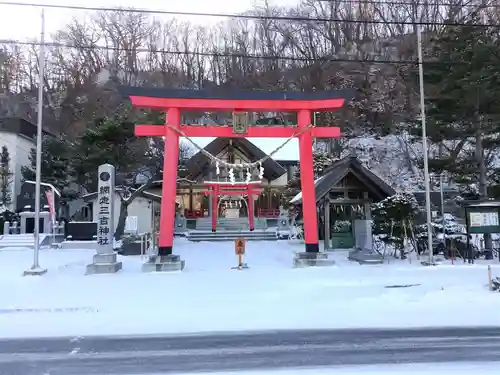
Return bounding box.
[0,117,54,211]
[82,188,159,235]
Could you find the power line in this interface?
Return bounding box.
[0,1,499,27]
[320,0,498,6]
[0,38,481,66]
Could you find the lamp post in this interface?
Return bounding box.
[417,24,435,266]
[24,9,47,276]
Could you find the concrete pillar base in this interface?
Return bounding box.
[142,254,185,272]
[23,267,48,276]
[293,252,335,268]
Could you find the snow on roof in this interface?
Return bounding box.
[184,137,299,161]
[290,176,325,203]
[467,201,500,207]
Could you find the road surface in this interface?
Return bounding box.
[1,327,500,375]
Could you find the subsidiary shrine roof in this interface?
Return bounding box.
[291,156,395,205]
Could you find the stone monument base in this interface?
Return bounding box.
[420,260,438,266]
[23,267,48,276]
[142,254,185,272]
[86,253,123,275]
[60,240,98,250]
[348,248,384,264]
[293,252,335,268]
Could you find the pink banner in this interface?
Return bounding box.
[45,190,55,222]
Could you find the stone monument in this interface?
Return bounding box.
[174,212,186,234]
[19,205,51,234]
[86,164,123,274]
[348,219,383,264]
[354,219,373,249]
[277,206,290,237]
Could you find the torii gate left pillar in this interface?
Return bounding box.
[159,107,181,256]
[122,87,351,258]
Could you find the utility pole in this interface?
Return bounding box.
[417,24,435,266]
[440,174,445,245]
[24,9,47,276]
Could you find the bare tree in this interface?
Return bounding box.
[1,0,492,196]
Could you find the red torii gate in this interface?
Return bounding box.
[120,87,351,256]
[203,182,263,232]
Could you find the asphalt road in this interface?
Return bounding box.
[1,327,500,375]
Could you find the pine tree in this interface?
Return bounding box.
[71,109,150,192]
[71,108,159,240]
[372,192,420,255]
[413,17,500,251]
[410,17,500,185]
[20,136,73,194]
[283,152,336,203]
[0,146,13,206]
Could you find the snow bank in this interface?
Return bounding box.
[0,240,499,339]
[162,362,500,375]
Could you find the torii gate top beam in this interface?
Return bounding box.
[119,87,354,112]
[134,124,341,138]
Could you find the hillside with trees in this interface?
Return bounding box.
[0,0,499,196]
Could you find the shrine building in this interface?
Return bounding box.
[82,137,298,234]
[144,137,299,231]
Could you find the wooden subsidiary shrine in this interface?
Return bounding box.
[292,156,395,249]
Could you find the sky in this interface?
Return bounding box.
[0,0,300,40]
[0,0,301,160]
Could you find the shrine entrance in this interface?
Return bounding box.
[121,87,351,256]
[203,182,262,232]
[217,196,248,218]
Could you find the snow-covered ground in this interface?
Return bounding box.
[1,239,499,339]
[164,362,500,375]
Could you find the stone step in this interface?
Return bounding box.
[188,230,275,236]
[195,226,267,231]
[0,234,49,249]
[187,230,277,242]
[188,236,278,242]
[196,218,267,223]
[195,221,260,225]
[188,234,277,239]
[196,221,266,225]
[195,219,265,223]
[195,224,266,228]
[194,217,268,231]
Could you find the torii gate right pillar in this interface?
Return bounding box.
[298,110,319,252]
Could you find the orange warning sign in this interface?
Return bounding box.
[234,238,246,255]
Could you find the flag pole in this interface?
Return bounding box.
[24,9,47,276]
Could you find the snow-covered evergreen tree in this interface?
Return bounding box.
[283,151,336,203]
[372,192,420,254]
[0,146,12,206]
[312,151,336,177]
